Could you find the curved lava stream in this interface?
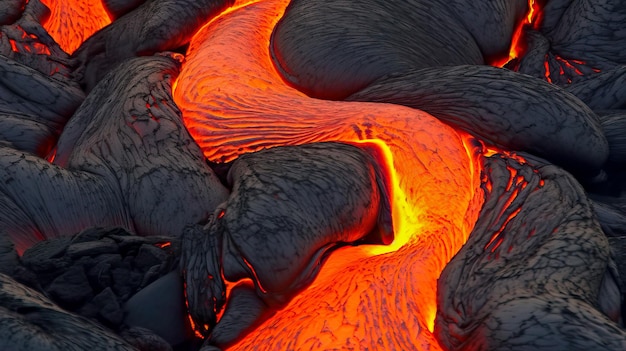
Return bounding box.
[173,0,485,349]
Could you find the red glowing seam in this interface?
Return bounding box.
[502,182,523,212]
[504,165,518,192]
[9,39,18,52]
[485,179,523,252]
[518,178,528,191]
[543,59,553,83]
[241,256,268,294]
[155,241,171,248]
[555,55,584,76]
[182,281,205,339]
[484,149,527,164]
[216,277,255,323]
[215,279,233,322]
[485,207,522,253]
[46,147,57,163]
[33,42,50,55]
[484,178,493,193]
[493,0,543,67]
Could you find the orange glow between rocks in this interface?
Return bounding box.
[5,28,51,55]
[493,0,542,67]
[40,0,111,53]
[174,0,485,349]
[543,54,600,84]
[154,241,172,249]
[183,281,206,339]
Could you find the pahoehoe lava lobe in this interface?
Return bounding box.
[102,0,148,20]
[541,0,626,72]
[436,153,625,351]
[182,142,393,348]
[0,55,228,253]
[271,0,532,100]
[272,0,491,100]
[72,0,235,91]
[347,65,609,175]
[0,1,86,160]
[0,55,84,157]
[563,66,626,111]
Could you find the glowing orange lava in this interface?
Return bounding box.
[493,0,542,67]
[174,0,484,349]
[7,32,51,55]
[40,0,111,53]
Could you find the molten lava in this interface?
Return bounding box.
[174,0,484,349]
[40,0,110,53]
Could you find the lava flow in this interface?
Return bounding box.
[174,0,484,349]
[40,0,111,53]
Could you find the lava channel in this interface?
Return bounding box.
[173,0,484,349]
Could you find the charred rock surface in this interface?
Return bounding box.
[597,111,626,169]
[0,0,26,25]
[0,55,84,154]
[541,0,626,70]
[271,0,489,100]
[0,227,186,350]
[517,0,626,86]
[0,110,56,156]
[0,145,126,252]
[436,153,625,350]
[0,0,84,156]
[182,142,392,348]
[102,0,148,20]
[0,54,228,252]
[0,272,138,351]
[72,0,235,91]
[0,0,75,78]
[347,65,608,175]
[593,194,626,238]
[16,227,177,326]
[54,54,229,238]
[442,0,527,60]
